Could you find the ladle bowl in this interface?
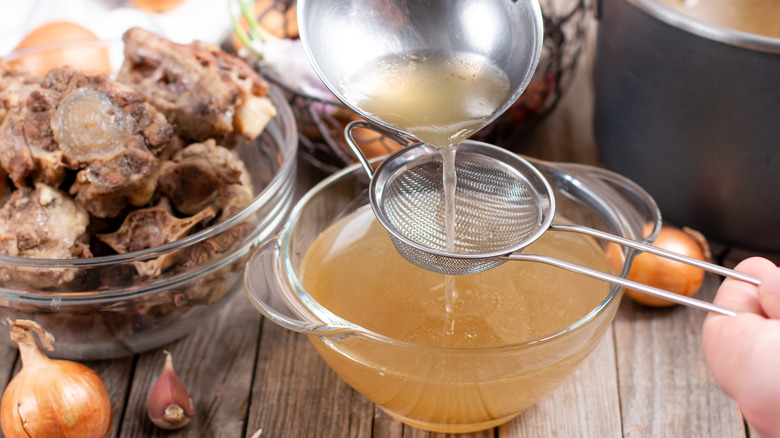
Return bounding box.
[297,0,544,140]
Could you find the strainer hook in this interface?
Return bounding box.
[345,120,414,179]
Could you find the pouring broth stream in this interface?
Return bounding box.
[344,51,511,331]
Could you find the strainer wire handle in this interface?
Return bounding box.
[550,224,762,285]
[503,253,738,316]
[345,120,414,178]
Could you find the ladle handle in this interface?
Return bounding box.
[345,120,414,178]
[551,224,762,285]
[502,253,738,316]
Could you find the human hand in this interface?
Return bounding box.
[702,257,780,438]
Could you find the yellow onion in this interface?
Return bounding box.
[130,0,186,13]
[607,225,710,307]
[0,319,112,438]
[11,21,111,77]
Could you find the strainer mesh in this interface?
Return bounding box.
[380,159,542,274]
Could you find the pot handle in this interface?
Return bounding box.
[244,238,359,337]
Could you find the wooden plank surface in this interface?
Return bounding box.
[614,275,745,437]
[89,358,134,437]
[123,290,261,438]
[246,314,622,438]
[0,278,747,438]
[0,17,775,438]
[500,326,622,438]
[246,319,375,438]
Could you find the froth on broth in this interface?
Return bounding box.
[341,51,511,149]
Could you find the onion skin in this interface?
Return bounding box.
[608,225,709,307]
[130,0,186,13]
[0,319,112,438]
[11,21,111,77]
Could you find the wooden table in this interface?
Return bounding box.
[1,23,777,438]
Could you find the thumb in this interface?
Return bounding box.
[758,267,780,320]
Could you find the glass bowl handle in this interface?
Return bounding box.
[244,238,360,337]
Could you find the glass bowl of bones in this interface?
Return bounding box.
[0,28,297,360]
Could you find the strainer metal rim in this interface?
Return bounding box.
[368,140,556,261]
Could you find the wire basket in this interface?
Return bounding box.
[236,0,589,173]
[474,0,590,146]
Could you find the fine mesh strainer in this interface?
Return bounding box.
[346,122,758,316]
[373,138,554,276]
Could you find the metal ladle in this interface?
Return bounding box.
[297,0,545,142]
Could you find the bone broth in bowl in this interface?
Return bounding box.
[245,146,659,433]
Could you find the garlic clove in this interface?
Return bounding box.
[147,350,195,430]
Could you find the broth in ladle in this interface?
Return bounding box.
[342,51,511,149]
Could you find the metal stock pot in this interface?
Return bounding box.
[594,0,780,252]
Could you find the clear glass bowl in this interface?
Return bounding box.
[0,41,298,359]
[245,147,659,433]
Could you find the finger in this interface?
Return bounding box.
[701,258,780,436]
[710,257,777,316]
[702,317,780,437]
[758,267,780,320]
[702,257,777,381]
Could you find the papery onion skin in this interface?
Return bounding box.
[0,319,112,438]
[607,225,708,307]
[11,21,111,77]
[130,0,186,13]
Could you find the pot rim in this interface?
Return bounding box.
[626,0,780,54]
